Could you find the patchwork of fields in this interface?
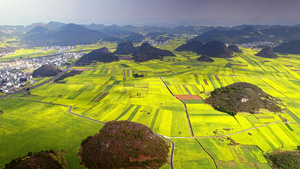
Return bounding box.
[1,39,300,168]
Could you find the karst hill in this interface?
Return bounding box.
[176,41,235,58]
[196,41,234,58]
[75,47,119,66]
[197,55,214,62]
[113,41,138,55]
[255,47,278,58]
[132,42,175,62]
[205,82,284,115]
[79,120,170,169]
[3,150,66,169]
[175,41,203,52]
[32,64,62,78]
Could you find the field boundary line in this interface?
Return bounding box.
[5,96,176,169]
[260,78,300,107]
[165,121,300,139]
[195,138,219,169]
[228,58,235,76]
[155,133,175,169]
[7,97,106,124]
[186,73,300,82]
[287,61,299,72]
[156,73,194,137]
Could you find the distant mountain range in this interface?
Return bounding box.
[190,26,300,43]
[273,40,300,54]
[23,23,108,46]
[2,21,300,49]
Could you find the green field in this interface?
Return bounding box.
[0,38,22,49]
[0,98,104,168]
[1,38,300,168]
[0,48,59,61]
[67,42,118,53]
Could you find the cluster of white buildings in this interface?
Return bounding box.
[0,70,29,93]
[0,51,16,58]
[40,45,75,53]
[0,46,83,93]
[147,40,170,46]
[237,41,279,49]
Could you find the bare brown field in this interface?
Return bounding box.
[175,95,202,100]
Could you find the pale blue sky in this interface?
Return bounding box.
[0,0,300,26]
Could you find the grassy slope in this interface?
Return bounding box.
[1,39,300,168]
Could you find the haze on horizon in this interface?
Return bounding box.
[1,0,300,26]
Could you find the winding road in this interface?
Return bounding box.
[195,138,219,169]
[156,73,194,137]
[155,133,175,169]
[6,96,176,169]
[8,94,300,169]
[1,63,178,169]
[9,97,105,124]
[3,63,75,98]
[3,65,300,169]
[165,121,299,139]
[156,73,219,168]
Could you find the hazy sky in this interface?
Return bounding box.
[1,0,300,26]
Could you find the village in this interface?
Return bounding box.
[237,41,279,49]
[0,46,83,93]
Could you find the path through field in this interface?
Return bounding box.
[6,96,176,169]
[156,73,194,137]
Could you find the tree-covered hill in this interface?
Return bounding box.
[79,121,170,169]
[196,41,234,58]
[132,42,175,62]
[32,64,62,78]
[3,150,66,169]
[205,82,284,115]
[255,47,278,58]
[75,47,119,66]
[273,40,300,54]
[113,41,138,55]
